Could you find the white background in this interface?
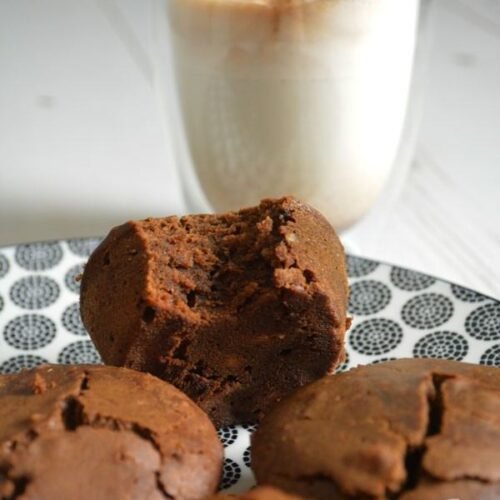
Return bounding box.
[1,0,499,298]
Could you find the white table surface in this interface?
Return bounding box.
[1,0,499,299]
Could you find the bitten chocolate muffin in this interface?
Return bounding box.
[0,365,222,500]
[80,197,349,426]
[209,485,305,499]
[252,358,500,500]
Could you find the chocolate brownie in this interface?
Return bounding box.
[0,365,222,499]
[252,358,500,500]
[80,197,349,426]
[209,486,305,499]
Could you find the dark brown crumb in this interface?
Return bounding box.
[80,197,349,426]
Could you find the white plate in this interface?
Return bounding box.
[0,239,499,492]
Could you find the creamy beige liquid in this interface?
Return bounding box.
[167,0,419,229]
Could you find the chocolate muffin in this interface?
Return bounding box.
[252,358,500,500]
[80,197,349,426]
[209,486,305,499]
[0,365,222,500]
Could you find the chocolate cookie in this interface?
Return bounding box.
[0,365,222,500]
[80,197,349,426]
[209,486,304,499]
[252,358,500,500]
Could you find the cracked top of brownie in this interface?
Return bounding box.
[251,358,500,500]
[0,364,222,500]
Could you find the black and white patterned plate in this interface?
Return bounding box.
[0,241,499,493]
